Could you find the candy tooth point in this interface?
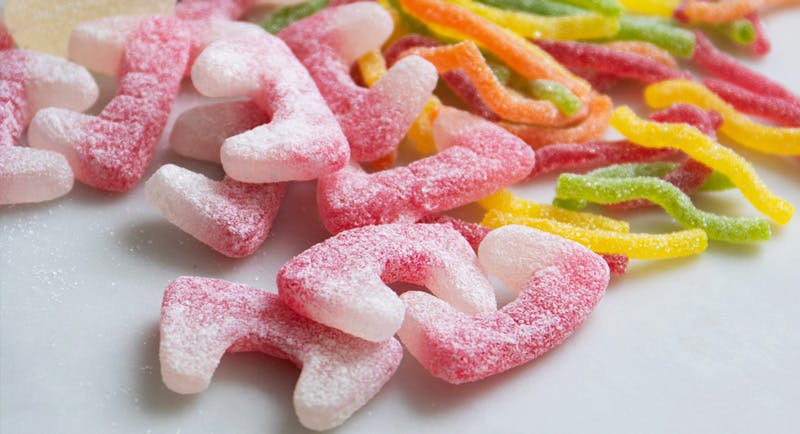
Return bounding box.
[329,2,395,65]
[0,146,74,205]
[191,39,261,98]
[27,107,90,172]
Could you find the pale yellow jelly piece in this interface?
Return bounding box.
[4,0,174,57]
[482,210,708,260]
[357,50,387,87]
[611,105,795,225]
[479,190,630,232]
[644,80,800,156]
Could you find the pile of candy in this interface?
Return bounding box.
[1,0,798,430]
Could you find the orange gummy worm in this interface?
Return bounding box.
[603,41,678,69]
[405,42,587,126]
[683,0,800,24]
[398,0,591,99]
[501,93,612,149]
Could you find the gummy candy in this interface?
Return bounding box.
[0,146,73,205]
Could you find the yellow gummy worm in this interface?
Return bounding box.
[482,210,708,260]
[479,190,630,232]
[644,80,800,156]
[619,0,681,17]
[357,49,442,155]
[611,105,794,225]
[448,0,619,40]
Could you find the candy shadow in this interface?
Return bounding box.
[122,218,243,274]
[135,322,198,415]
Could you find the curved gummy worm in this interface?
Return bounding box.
[743,12,770,55]
[500,93,612,149]
[0,49,98,147]
[398,225,609,384]
[681,0,800,24]
[29,17,190,192]
[611,105,795,224]
[159,276,402,431]
[584,162,734,193]
[602,41,679,69]
[619,0,681,17]
[526,140,677,178]
[317,107,535,234]
[277,224,497,342]
[406,41,585,125]
[615,15,695,58]
[692,31,800,107]
[535,39,689,84]
[644,80,800,156]
[482,209,709,259]
[0,146,73,205]
[145,164,286,258]
[605,160,720,210]
[279,3,438,162]
[478,0,586,16]
[169,101,269,163]
[703,78,800,127]
[399,0,592,99]
[556,173,771,243]
[191,33,349,183]
[479,189,630,232]
[449,0,619,40]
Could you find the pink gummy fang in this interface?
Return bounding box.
[398,225,609,384]
[190,32,349,183]
[535,39,689,84]
[692,30,800,108]
[29,17,190,192]
[279,3,438,162]
[317,107,535,234]
[145,164,286,258]
[159,276,403,431]
[277,224,497,342]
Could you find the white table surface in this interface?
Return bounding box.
[2,4,799,434]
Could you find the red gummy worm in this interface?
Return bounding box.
[419,214,628,275]
[534,39,689,84]
[745,12,771,56]
[692,30,800,107]
[569,67,620,92]
[384,35,501,121]
[703,78,800,126]
[609,104,722,210]
[0,22,13,51]
[528,141,678,178]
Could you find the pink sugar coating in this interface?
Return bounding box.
[29,17,190,192]
[398,225,609,384]
[170,101,269,163]
[528,141,677,178]
[744,12,771,56]
[649,103,722,136]
[703,78,800,127]
[0,21,13,51]
[145,164,286,258]
[0,78,27,148]
[317,107,535,234]
[535,39,689,84]
[191,33,349,183]
[692,30,800,108]
[0,145,73,204]
[278,223,497,342]
[159,276,403,431]
[570,68,620,92]
[279,3,438,162]
[175,0,253,20]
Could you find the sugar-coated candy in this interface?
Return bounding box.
[703,78,800,127]
[170,101,268,163]
[483,209,709,260]
[29,17,190,192]
[680,0,798,24]
[606,160,717,210]
[145,165,286,258]
[317,107,535,234]
[278,224,496,342]
[191,32,349,183]
[2,0,174,57]
[175,0,307,21]
[743,12,770,55]
[556,173,771,243]
[603,41,679,69]
[279,3,438,162]
[611,105,794,224]
[0,50,98,147]
[527,140,677,178]
[0,146,73,205]
[405,41,586,125]
[535,39,689,84]
[262,0,330,34]
[500,93,612,149]
[159,276,402,431]
[399,0,592,98]
[0,20,13,51]
[691,31,800,107]
[397,225,609,383]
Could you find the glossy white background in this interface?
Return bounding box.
[1,3,799,434]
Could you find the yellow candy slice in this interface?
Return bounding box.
[4,0,174,57]
[611,105,794,225]
[644,79,800,156]
[619,0,681,17]
[479,190,630,232]
[482,210,708,260]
